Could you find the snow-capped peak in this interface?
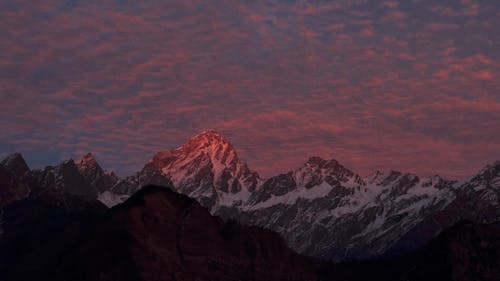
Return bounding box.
[188,129,227,144]
[80,152,96,162]
[294,156,363,188]
[477,160,500,177]
[77,153,99,168]
[365,170,384,184]
[464,160,500,191]
[126,130,261,209]
[74,153,118,193]
[174,130,238,168]
[76,153,106,178]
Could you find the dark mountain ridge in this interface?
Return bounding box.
[0,183,498,281]
[320,220,500,281]
[0,130,499,262]
[0,184,321,281]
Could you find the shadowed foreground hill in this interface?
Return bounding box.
[0,188,108,281]
[0,164,29,211]
[58,185,321,281]
[1,183,498,281]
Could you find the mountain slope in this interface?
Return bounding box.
[321,220,500,281]
[0,185,320,281]
[218,159,458,260]
[1,131,498,263]
[1,182,497,281]
[0,153,115,212]
[28,159,97,197]
[62,185,320,281]
[109,130,261,209]
[0,188,107,281]
[384,161,500,257]
[98,130,499,261]
[0,153,30,178]
[0,164,30,213]
[76,153,119,193]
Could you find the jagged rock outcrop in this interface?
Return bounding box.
[0,164,30,212]
[29,159,97,197]
[0,153,30,179]
[76,153,119,193]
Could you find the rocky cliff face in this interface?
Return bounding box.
[0,153,31,213]
[76,153,119,194]
[0,153,30,179]
[0,164,30,213]
[29,159,97,197]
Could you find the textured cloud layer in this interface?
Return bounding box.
[1,0,499,179]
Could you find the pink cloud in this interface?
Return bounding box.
[427,22,460,31]
[1,0,499,179]
[382,1,399,9]
[473,69,494,80]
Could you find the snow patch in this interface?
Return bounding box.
[98,191,129,207]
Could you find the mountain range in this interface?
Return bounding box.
[0,130,499,263]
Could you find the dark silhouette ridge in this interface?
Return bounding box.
[55,184,321,281]
[0,148,498,280]
[0,184,320,281]
[0,188,107,281]
[0,164,30,211]
[0,153,30,178]
[0,182,498,281]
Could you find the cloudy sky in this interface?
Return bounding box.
[1,0,499,179]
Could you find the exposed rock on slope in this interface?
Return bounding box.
[384,161,500,257]
[0,164,30,212]
[76,153,119,193]
[28,159,97,197]
[0,153,30,178]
